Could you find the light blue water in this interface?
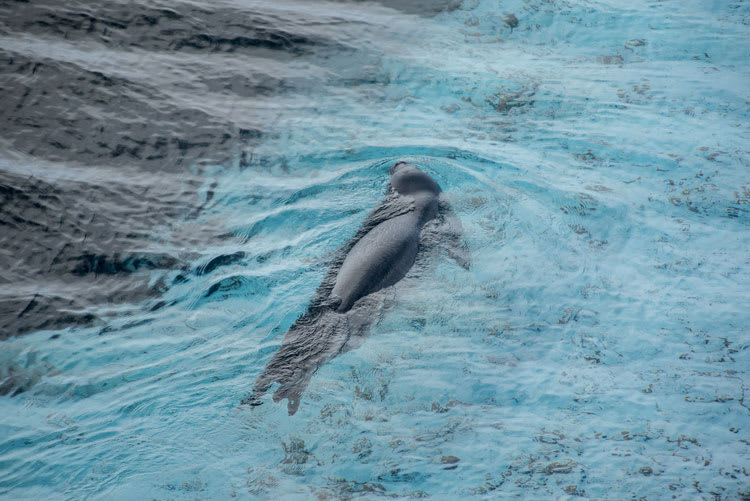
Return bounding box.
[2,0,749,498]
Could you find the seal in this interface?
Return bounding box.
[244,162,468,415]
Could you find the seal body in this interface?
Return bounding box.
[331,213,420,312]
[330,163,440,312]
[246,162,466,415]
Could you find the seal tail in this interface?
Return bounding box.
[244,308,350,415]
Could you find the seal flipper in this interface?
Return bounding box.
[246,308,351,415]
[271,366,313,415]
[420,195,470,270]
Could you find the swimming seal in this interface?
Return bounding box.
[244,162,468,415]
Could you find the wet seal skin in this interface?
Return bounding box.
[244,162,469,414]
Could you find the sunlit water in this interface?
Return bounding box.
[1,0,749,499]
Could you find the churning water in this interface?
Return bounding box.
[1,0,749,498]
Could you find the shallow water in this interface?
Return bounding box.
[1,0,749,498]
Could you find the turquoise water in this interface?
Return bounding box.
[2,0,749,498]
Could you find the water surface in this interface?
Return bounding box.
[1,0,749,498]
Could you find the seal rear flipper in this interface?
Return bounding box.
[271,366,314,415]
[240,366,281,407]
[247,309,351,414]
[240,392,265,407]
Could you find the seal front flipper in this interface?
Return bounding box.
[421,195,471,270]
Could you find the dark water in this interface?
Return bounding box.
[0,0,459,337]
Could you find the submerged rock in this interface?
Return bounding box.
[503,13,519,30]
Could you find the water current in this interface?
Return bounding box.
[1,0,749,498]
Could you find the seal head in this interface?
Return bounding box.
[390,162,441,196]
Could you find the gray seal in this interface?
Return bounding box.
[244,162,468,414]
